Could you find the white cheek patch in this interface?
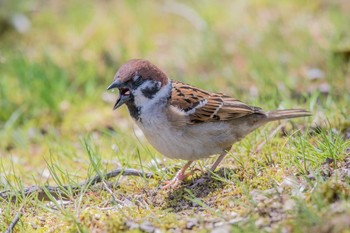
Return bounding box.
[133,80,162,106]
[133,83,150,106]
[133,81,172,111]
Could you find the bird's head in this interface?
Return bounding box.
[107,59,169,110]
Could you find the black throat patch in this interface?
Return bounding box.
[126,100,141,121]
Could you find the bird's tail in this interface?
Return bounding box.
[266,109,311,121]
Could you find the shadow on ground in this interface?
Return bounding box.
[162,167,237,212]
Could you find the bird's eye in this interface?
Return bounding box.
[133,75,144,86]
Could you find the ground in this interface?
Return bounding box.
[0,0,350,232]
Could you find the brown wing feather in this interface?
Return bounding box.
[170,81,265,124]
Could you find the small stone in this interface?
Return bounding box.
[283,199,295,211]
[11,14,31,33]
[280,176,299,188]
[250,190,267,202]
[228,217,244,224]
[211,224,231,233]
[318,83,331,94]
[30,222,38,230]
[271,201,282,209]
[307,173,315,180]
[123,198,133,207]
[230,212,238,218]
[186,219,198,230]
[281,226,291,233]
[255,218,267,227]
[330,201,350,214]
[125,220,139,230]
[140,221,155,233]
[47,200,71,209]
[306,68,325,80]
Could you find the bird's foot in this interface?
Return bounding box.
[162,171,186,190]
[162,168,200,190]
[162,177,182,190]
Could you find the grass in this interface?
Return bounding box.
[1,0,350,232]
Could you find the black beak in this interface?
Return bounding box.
[107,79,131,110]
[107,79,123,90]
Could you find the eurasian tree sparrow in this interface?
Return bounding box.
[107,59,311,189]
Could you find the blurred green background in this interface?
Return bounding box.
[1,0,350,184]
[1,0,350,190]
[0,0,350,231]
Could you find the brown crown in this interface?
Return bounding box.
[114,59,168,86]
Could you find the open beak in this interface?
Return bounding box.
[107,80,131,110]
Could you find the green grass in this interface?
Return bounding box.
[1,0,350,232]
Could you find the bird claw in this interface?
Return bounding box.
[161,168,199,190]
[162,177,182,190]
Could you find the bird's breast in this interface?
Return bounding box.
[135,112,236,160]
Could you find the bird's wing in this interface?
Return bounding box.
[168,81,265,125]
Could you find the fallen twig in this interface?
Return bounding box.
[101,180,125,205]
[5,212,22,233]
[0,168,154,201]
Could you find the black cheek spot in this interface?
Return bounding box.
[141,84,159,99]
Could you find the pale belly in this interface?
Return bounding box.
[136,119,250,160]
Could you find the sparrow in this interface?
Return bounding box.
[107,59,311,189]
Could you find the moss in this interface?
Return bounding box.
[318,181,350,203]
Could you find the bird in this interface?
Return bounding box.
[107,59,311,189]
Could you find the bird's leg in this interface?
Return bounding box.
[189,148,232,188]
[210,147,232,171]
[162,160,194,189]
